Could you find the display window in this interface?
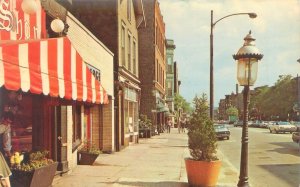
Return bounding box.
[72,105,82,151]
[0,89,33,152]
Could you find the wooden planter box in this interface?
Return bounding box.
[139,128,151,138]
[11,162,58,187]
[78,152,99,165]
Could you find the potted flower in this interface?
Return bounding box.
[139,114,152,138]
[185,94,221,187]
[77,141,101,165]
[10,150,58,187]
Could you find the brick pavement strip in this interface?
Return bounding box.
[52,128,237,187]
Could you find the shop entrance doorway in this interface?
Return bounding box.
[47,105,68,173]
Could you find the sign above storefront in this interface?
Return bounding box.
[86,63,101,82]
[125,88,137,102]
[0,0,46,40]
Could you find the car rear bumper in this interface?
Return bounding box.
[216,133,230,138]
[277,129,297,132]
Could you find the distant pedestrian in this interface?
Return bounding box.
[166,119,171,133]
[181,117,186,133]
[177,119,181,133]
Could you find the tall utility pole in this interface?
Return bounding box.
[209,10,257,120]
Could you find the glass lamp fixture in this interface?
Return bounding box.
[50,18,65,33]
[233,31,263,86]
[21,0,38,14]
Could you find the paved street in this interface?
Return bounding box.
[52,126,299,187]
[218,125,300,187]
[52,128,238,187]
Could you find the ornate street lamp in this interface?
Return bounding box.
[233,31,263,187]
[210,10,257,120]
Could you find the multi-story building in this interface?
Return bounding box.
[0,0,113,173]
[64,0,146,151]
[165,39,176,123]
[139,0,167,133]
[218,99,227,120]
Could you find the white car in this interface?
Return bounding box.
[269,121,297,134]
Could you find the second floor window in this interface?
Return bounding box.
[127,0,131,22]
[128,34,131,71]
[156,60,159,82]
[121,25,125,66]
[133,40,136,75]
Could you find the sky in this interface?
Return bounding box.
[159,0,300,106]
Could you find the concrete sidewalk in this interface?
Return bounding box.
[52,128,238,187]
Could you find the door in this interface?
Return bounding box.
[51,105,69,172]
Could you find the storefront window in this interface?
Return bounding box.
[124,101,129,134]
[124,88,138,133]
[0,89,33,152]
[72,105,82,150]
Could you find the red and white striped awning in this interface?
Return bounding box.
[0,37,109,104]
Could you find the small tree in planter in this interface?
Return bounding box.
[10,150,58,187]
[185,94,221,186]
[78,141,101,165]
[139,114,152,138]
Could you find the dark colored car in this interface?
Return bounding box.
[214,124,230,140]
[292,132,299,143]
[291,121,300,131]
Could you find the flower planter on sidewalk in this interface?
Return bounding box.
[11,162,58,187]
[77,152,99,165]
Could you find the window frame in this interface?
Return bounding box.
[72,105,82,151]
[121,23,126,67]
[133,39,137,75]
[127,0,132,22]
[127,32,132,71]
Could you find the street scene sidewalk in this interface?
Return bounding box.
[52,128,238,187]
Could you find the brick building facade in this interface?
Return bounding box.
[139,0,167,133]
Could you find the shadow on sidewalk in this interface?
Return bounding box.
[115,181,189,187]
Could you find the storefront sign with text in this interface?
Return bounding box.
[0,0,46,40]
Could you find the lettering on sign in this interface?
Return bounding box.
[86,63,101,82]
[0,0,15,31]
[0,0,42,40]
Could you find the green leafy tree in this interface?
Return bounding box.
[174,94,192,124]
[250,75,297,120]
[226,106,238,117]
[174,93,191,113]
[187,93,217,161]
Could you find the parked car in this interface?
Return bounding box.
[261,121,270,128]
[269,121,297,134]
[291,121,300,131]
[234,120,243,127]
[252,120,264,128]
[292,132,300,143]
[214,124,230,140]
[256,121,269,128]
[265,121,275,129]
[248,121,255,127]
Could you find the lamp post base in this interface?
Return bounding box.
[237,179,250,187]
